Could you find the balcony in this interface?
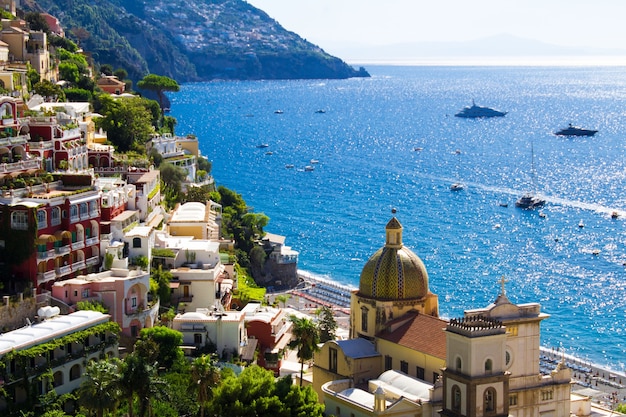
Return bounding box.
[56,265,71,277]
[72,241,85,250]
[37,249,56,260]
[85,236,99,246]
[86,256,99,266]
[72,260,86,271]
[55,245,71,255]
[37,270,56,285]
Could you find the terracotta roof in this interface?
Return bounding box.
[377,311,447,359]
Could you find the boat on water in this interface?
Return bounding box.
[450,183,464,191]
[310,159,319,164]
[455,100,507,118]
[515,194,545,209]
[285,164,294,169]
[554,123,598,137]
[274,110,284,114]
[304,165,315,171]
[256,143,269,148]
[265,151,273,155]
[516,142,545,209]
[315,109,326,113]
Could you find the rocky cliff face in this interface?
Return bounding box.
[23,0,369,82]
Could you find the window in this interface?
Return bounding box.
[335,406,340,417]
[131,297,137,308]
[361,307,368,332]
[329,347,338,373]
[384,355,392,371]
[541,390,553,401]
[70,365,81,381]
[194,333,202,344]
[416,366,425,380]
[53,371,63,387]
[506,325,518,336]
[133,237,142,248]
[51,207,61,225]
[400,360,408,374]
[79,203,88,218]
[74,290,78,297]
[70,205,78,220]
[452,385,461,412]
[484,388,496,414]
[485,358,493,374]
[505,350,512,367]
[433,372,439,383]
[37,210,47,229]
[456,357,462,371]
[11,211,28,230]
[509,394,518,406]
[82,289,89,298]
[131,325,138,338]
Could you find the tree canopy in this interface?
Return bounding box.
[137,74,180,112]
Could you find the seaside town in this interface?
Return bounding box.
[0,1,624,417]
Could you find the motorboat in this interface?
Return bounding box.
[304,165,315,171]
[265,151,273,155]
[285,164,294,169]
[256,143,269,148]
[310,159,319,164]
[450,182,464,191]
[455,100,507,118]
[554,124,597,137]
[515,194,545,209]
[315,109,326,113]
[274,110,284,114]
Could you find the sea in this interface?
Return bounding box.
[169,65,626,373]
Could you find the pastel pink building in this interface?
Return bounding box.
[51,268,159,338]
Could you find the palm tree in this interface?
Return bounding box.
[288,315,321,386]
[190,354,220,417]
[77,358,122,417]
[119,352,164,417]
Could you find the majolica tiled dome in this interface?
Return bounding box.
[358,217,429,300]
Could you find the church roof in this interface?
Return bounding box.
[358,217,430,300]
[377,311,447,359]
[336,338,380,359]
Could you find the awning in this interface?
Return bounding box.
[240,338,258,362]
[36,234,56,243]
[169,282,180,289]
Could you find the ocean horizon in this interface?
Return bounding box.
[169,65,626,372]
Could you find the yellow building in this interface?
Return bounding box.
[313,215,573,417]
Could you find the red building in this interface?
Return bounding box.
[243,304,293,376]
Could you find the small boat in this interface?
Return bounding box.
[256,144,269,148]
[285,164,294,169]
[265,151,273,155]
[499,203,508,208]
[274,110,284,114]
[450,183,464,191]
[554,124,597,137]
[304,165,315,171]
[310,159,319,164]
[315,109,326,113]
[592,249,601,256]
[539,212,547,218]
[414,147,423,151]
[611,211,619,219]
[578,220,585,228]
[455,100,507,118]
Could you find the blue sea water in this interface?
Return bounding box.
[169,65,626,371]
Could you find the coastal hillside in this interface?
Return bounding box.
[21,0,369,82]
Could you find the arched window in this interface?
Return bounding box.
[456,357,462,371]
[70,205,78,221]
[51,207,61,226]
[485,358,493,374]
[484,388,496,415]
[452,385,462,412]
[53,371,64,387]
[37,210,47,229]
[11,211,28,230]
[133,237,141,248]
[69,364,81,380]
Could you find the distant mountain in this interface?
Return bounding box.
[21,0,369,82]
[328,34,626,64]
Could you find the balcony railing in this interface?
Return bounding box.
[0,158,42,173]
[72,241,84,250]
[37,249,56,260]
[55,245,71,255]
[28,140,54,150]
[86,256,99,266]
[0,134,28,147]
[72,260,86,271]
[56,265,71,277]
[85,236,99,246]
[37,270,56,285]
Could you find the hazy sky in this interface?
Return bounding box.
[247,0,626,53]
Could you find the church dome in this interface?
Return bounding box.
[358,217,430,300]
